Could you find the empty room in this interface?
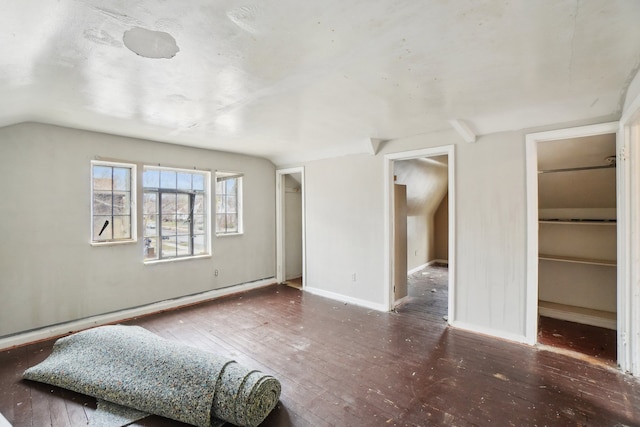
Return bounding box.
[2,1,640,426]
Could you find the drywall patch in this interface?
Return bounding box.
[123,27,179,59]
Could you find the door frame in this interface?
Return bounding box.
[620,97,640,375]
[275,167,306,286]
[524,122,627,357]
[383,145,456,325]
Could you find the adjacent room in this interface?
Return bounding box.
[2,1,640,426]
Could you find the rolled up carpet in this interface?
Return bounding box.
[23,324,281,427]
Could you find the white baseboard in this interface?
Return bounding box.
[407,260,449,275]
[0,278,275,351]
[304,286,387,312]
[407,262,429,275]
[451,321,530,345]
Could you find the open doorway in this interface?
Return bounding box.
[392,157,449,320]
[384,146,455,325]
[536,133,617,362]
[276,167,305,288]
[526,123,620,365]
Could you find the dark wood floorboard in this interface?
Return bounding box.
[538,315,617,363]
[1,266,639,426]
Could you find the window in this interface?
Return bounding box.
[216,173,243,234]
[143,167,210,261]
[91,161,136,243]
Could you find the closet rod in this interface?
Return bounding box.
[538,164,615,174]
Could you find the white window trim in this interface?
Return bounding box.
[90,160,137,246]
[142,165,212,263]
[144,254,212,265]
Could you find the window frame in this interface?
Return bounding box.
[142,166,211,262]
[215,172,243,236]
[90,160,137,246]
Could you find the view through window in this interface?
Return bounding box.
[216,173,243,234]
[143,167,210,261]
[91,161,135,243]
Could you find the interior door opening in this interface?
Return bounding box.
[535,133,617,362]
[385,146,455,325]
[276,168,305,289]
[525,124,622,365]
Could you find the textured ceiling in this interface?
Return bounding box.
[1,1,640,164]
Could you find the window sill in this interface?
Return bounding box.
[90,239,137,247]
[216,232,244,237]
[144,254,211,265]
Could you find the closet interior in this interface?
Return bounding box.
[537,133,617,353]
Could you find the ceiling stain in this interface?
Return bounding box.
[123,27,179,59]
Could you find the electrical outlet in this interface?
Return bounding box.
[352,273,356,282]
[214,269,219,277]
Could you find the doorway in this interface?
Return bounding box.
[525,122,622,364]
[276,167,305,288]
[393,156,449,317]
[384,146,455,325]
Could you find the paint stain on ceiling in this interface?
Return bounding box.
[123,27,179,59]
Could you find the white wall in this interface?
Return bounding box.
[299,128,530,337]
[452,131,527,335]
[623,66,640,114]
[303,154,385,307]
[0,123,276,338]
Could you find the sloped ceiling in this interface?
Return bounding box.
[1,1,640,165]
[394,157,448,217]
[537,133,617,210]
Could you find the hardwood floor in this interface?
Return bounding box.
[538,316,617,364]
[1,267,639,426]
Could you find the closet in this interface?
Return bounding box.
[537,133,617,330]
[394,183,408,302]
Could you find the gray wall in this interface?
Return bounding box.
[0,117,617,342]
[299,128,546,338]
[304,154,385,305]
[0,123,276,338]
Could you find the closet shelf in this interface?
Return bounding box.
[539,254,616,267]
[538,164,615,174]
[539,219,616,225]
[538,208,616,221]
[538,300,616,330]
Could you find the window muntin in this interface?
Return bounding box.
[216,173,243,234]
[143,167,209,261]
[91,162,136,243]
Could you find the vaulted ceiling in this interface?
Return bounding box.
[2,1,640,164]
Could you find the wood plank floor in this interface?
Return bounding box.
[538,316,617,363]
[1,266,640,426]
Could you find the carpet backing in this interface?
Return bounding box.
[23,325,281,427]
